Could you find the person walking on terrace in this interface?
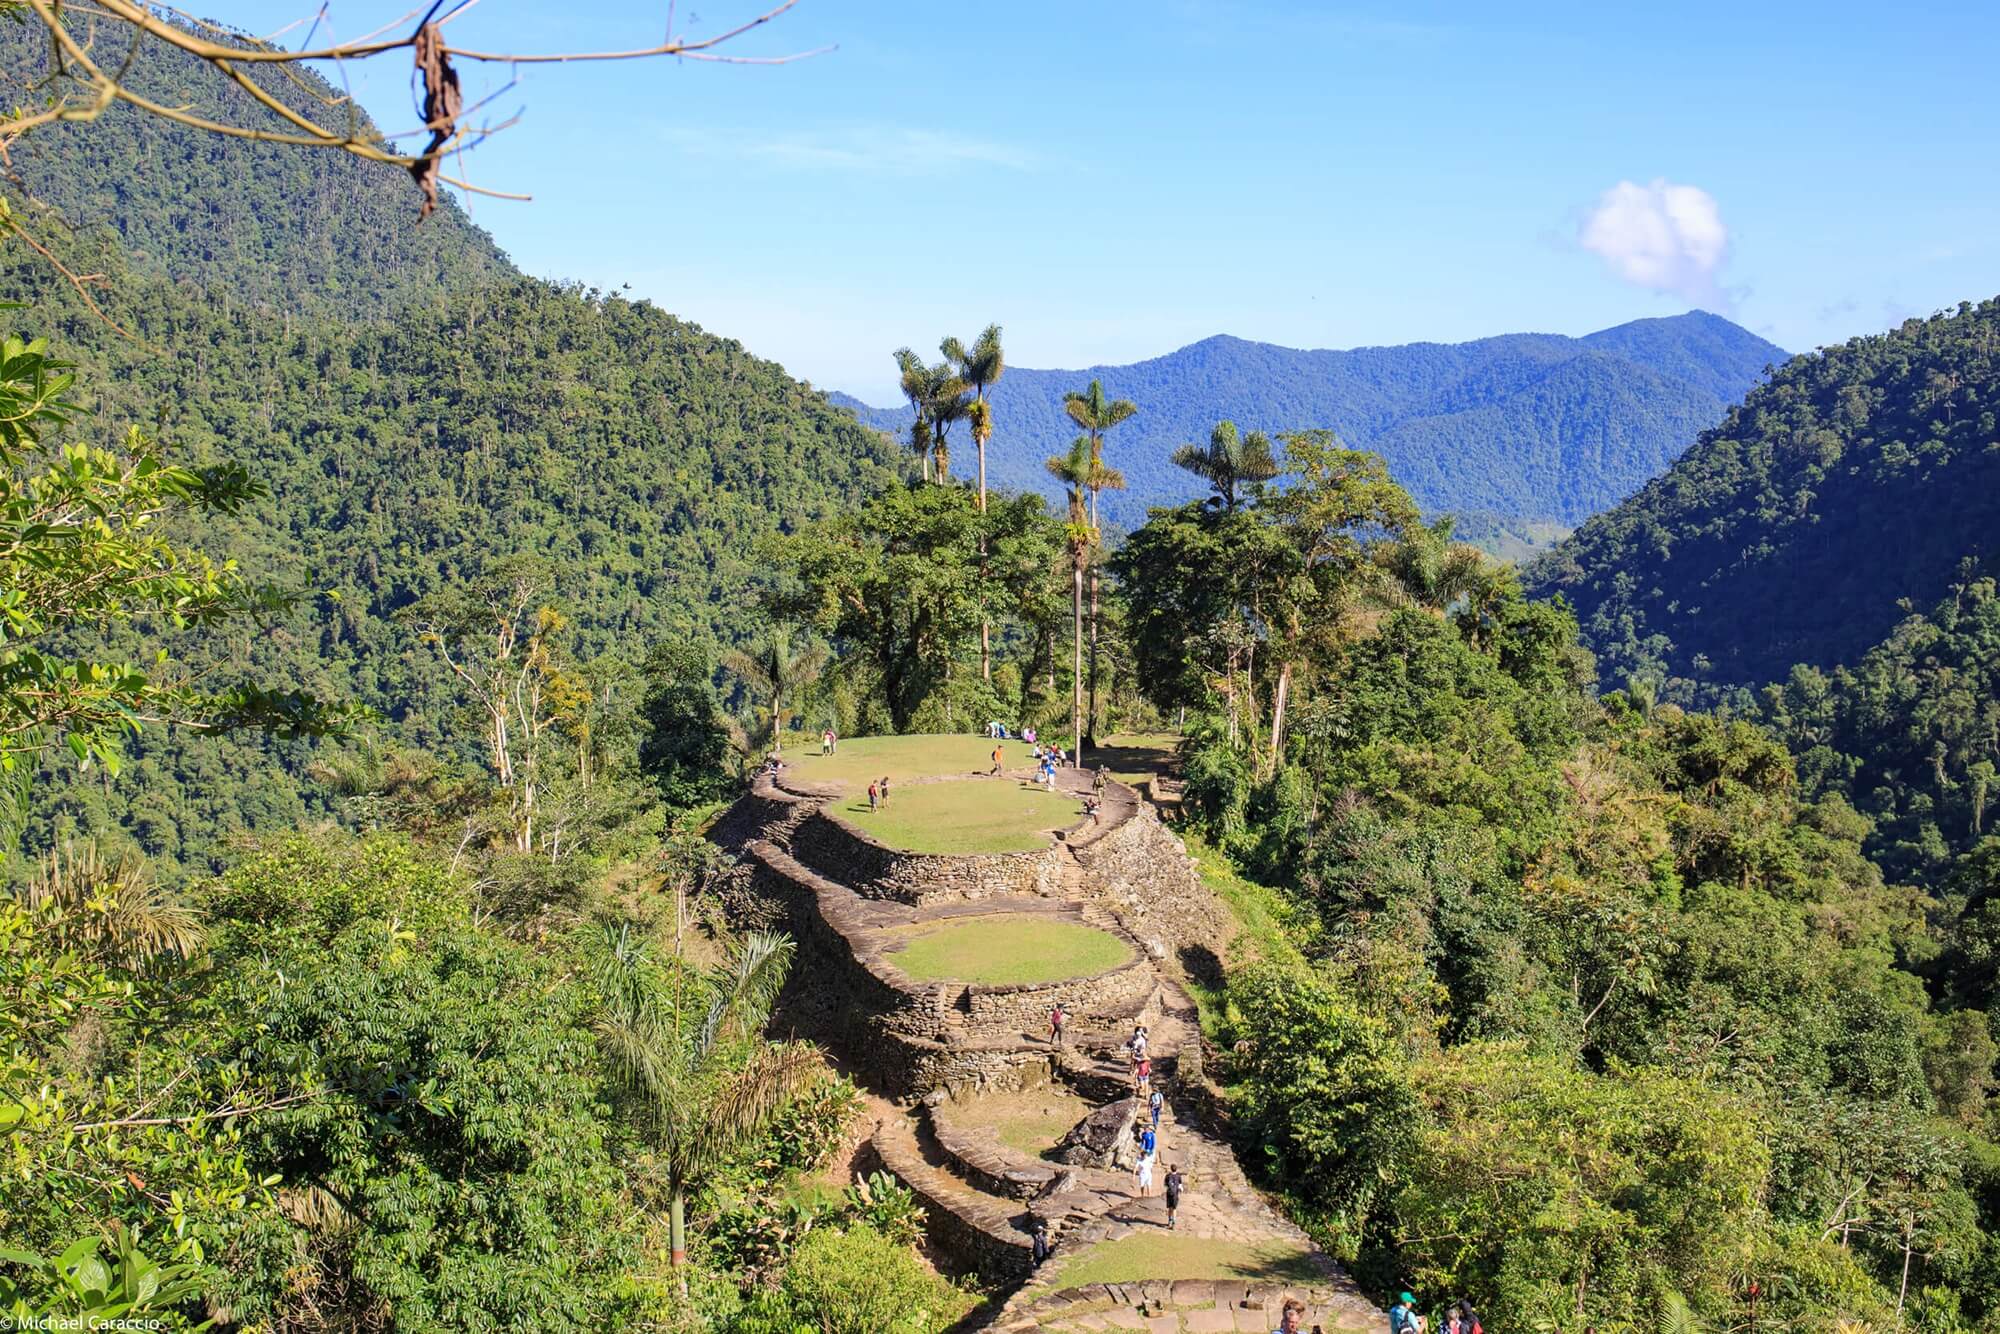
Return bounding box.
[1163,1162,1184,1229]
[991,743,1005,776]
[1048,1003,1067,1046]
[1135,1146,1155,1196]
[1031,1221,1052,1268]
[1148,1087,1163,1129]
[868,780,880,813]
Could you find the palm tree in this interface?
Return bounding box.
[1370,515,1492,613]
[945,326,1005,681]
[721,627,828,755]
[1171,420,1279,512]
[1062,379,1139,531]
[894,347,935,482]
[20,841,202,968]
[893,348,969,484]
[1045,437,1095,759]
[1061,379,1137,746]
[590,923,821,1292]
[943,324,1005,511]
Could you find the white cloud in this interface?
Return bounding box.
[657,125,1039,174]
[1578,178,1731,309]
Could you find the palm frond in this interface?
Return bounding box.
[1655,1290,1702,1334]
[18,841,204,966]
[700,929,797,1053]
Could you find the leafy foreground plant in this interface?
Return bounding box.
[0,1226,206,1330]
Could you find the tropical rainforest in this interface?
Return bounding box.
[1,9,1996,1334]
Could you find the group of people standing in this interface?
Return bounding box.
[865,776,892,811]
[1388,1293,1483,1334]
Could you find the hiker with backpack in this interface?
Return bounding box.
[1163,1162,1184,1229]
[1390,1292,1424,1334]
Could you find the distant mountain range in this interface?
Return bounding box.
[829,314,1788,551]
[1526,298,2000,692]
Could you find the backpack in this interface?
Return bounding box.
[1390,1306,1417,1334]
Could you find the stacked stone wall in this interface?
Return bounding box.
[1072,800,1233,969]
[788,809,1068,903]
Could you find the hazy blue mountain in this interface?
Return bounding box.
[829,312,1786,543]
[1526,298,2000,692]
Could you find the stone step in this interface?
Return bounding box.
[865,1114,1037,1284]
[925,1101,1066,1201]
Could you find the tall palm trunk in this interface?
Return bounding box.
[1086,485,1101,746]
[670,1186,689,1295]
[1071,559,1084,759]
[978,428,990,684]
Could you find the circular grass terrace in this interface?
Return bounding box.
[886,915,1132,986]
[781,733,1045,791]
[835,778,1083,855]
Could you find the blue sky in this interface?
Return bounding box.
[217,1,1998,401]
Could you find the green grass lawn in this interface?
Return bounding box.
[887,915,1131,985]
[1052,1233,1324,1289]
[838,779,1082,854]
[779,734,1045,792]
[958,1086,1091,1159]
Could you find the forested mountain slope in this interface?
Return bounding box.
[1527,299,2000,691]
[834,312,1784,538]
[0,27,900,875]
[0,20,512,314]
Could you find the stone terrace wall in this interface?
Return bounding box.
[1072,801,1232,972]
[953,954,1154,1039]
[789,809,1069,904]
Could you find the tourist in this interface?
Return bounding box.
[1048,1003,1066,1046]
[1135,1148,1154,1196]
[880,776,892,808]
[1129,1024,1148,1062]
[821,728,833,756]
[1148,1087,1163,1128]
[1273,1297,1307,1334]
[1390,1292,1422,1334]
[1031,1221,1052,1268]
[1024,725,1036,746]
[1094,763,1109,794]
[1450,1302,1482,1334]
[991,743,1005,776]
[829,728,838,754]
[1135,1054,1152,1092]
[1139,1124,1156,1162]
[868,780,879,813]
[1163,1162,1184,1229]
